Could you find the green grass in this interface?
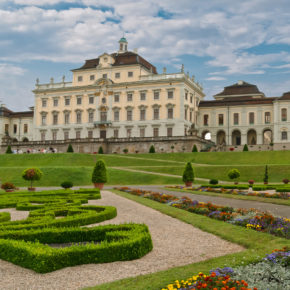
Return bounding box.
[87,190,290,290]
[127,151,290,165]
[166,188,290,206]
[130,164,290,183]
[0,167,181,187]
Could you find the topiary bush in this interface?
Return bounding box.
[1,182,16,191]
[149,145,155,153]
[92,160,107,184]
[227,169,240,184]
[98,146,104,154]
[209,179,219,185]
[182,162,194,184]
[22,168,43,189]
[192,144,198,152]
[243,144,249,151]
[67,144,74,153]
[263,165,269,184]
[60,181,73,189]
[5,145,12,154]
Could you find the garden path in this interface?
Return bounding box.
[0,190,243,290]
[131,186,290,218]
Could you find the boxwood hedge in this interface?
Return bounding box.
[0,189,153,273]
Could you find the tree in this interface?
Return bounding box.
[171,145,174,152]
[5,145,12,154]
[182,162,194,183]
[192,144,198,152]
[61,181,73,189]
[92,160,108,184]
[227,169,240,184]
[243,144,249,151]
[67,144,74,153]
[98,146,104,154]
[149,145,155,153]
[22,168,43,189]
[263,165,269,184]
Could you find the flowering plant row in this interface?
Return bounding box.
[162,247,289,290]
[116,187,290,239]
[166,185,289,200]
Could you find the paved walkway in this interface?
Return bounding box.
[125,185,290,218]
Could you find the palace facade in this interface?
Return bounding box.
[1,38,290,153]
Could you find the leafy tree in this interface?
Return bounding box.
[209,179,218,185]
[92,160,108,183]
[67,144,74,153]
[149,145,155,153]
[263,165,269,183]
[243,144,249,151]
[182,162,194,183]
[192,144,198,152]
[123,148,128,154]
[5,145,12,154]
[98,146,104,154]
[227,169,240,183]
[171,145,174,152]
[22,168,43,188]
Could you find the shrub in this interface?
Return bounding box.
[192,144,198,152]
[149,145,155,153]
[98,146,104,154]
[263,165,269,183]
[209,179,219,185]
[60,181,73,189]
[182,162,194,183]
[282,178,289,184]
[22,168,43,188]
[227,169,240,183]
[123,148,128,154]
[243,144,249,151]
[67,144,74,153]
[1,182,16,190]
[92,160,107,184]
[5,145,12,154]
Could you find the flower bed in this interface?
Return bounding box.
[162,247,289,290]
[166,185,290,200]
[0,188,153,273]
[116,187,290,239]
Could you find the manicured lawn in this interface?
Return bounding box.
[130,164,290,183]
[0,167,181,187]
[87,190,290,290]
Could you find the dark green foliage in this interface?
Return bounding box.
[192,144,198,152]
[203,184,249,190]
[5,145,12,154]
[22,168,43,188]
[98,146,104,154]
[243,144,249,151]
[263,165,269,183]
[182,162,194,182]
[209,179,219,185]
[60,181,73,189]
[149,145,155,153]
[0,189,153,273]
[67,144,74,153]
[91,160,107,183]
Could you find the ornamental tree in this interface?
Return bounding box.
[149,145,155,153]
[6,145,12,154]
[192,144,198,152]
[92,160,108,184]
[67,144,74,153]
[182,162,194,183]
[263,165,269,184]
[22,168,43,188]
[243,144,249,151]
[227,169,240,183]
[98,146,104,154]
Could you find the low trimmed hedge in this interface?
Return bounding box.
[202,184,249,190]
[0,188,153,273]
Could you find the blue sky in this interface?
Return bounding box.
[0,0,290,110]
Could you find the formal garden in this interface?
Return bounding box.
[0,150,289,289]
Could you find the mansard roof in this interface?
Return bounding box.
[214,81,264,98]
[73,51,157,74]
[0,106,33,118]
[279,91,290,100]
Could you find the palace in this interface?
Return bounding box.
[0,38,290,153]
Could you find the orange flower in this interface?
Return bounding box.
[211,272,216,277]
[202,283,207,288]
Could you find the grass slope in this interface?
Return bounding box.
[87,190,290,290]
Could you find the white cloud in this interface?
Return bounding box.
[205,76,226,81]
[0,63,25,76]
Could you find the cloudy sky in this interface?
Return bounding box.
[0,0,290,110]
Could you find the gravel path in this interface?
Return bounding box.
[0,190,243,290]
[135,186,290,218]
[0,208,29,221]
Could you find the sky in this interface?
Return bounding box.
[0,0,290,111]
